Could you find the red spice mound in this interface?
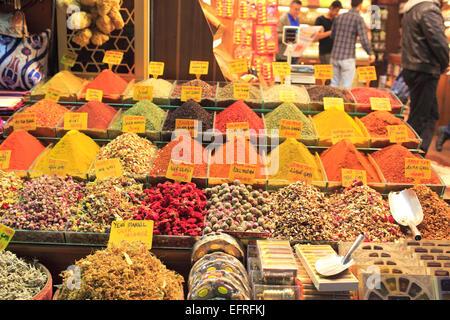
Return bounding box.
[371,144,441,184]
[23,100,69,127]
[214,100,264,133]
[150,135,207,177]
[133,181,206,236]
[74,101,117,129]
[320,139,381,182]
[209,137,266,179]
[360,111,416,138]
[82,69,129,96]
[0,130,45,170]
[351,88,401,106]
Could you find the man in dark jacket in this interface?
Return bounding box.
[401,0,449,154]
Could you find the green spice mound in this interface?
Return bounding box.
[111,100,166,131]
[264,102,315,138]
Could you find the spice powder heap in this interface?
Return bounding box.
[82,69,129,96]
[350,88,402,112]
[22,99,69,127]
[58,241,184,300]
[263,84,309,105]
[33,71,85,95]
[306,85,353,103]
[129,78,173,100]
[217,81,262,101]
[162,99,213,131]
[171,79,216,100]
[0,130,45,171]
[215,100,264,133]
[360,111,415,139]
[111,100,166,132]
[71,101,117,129]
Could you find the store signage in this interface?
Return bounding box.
[405,158,431,182]
[226,122,250,138]
[103,50,124,66]
[47,158,68,177]
[149,61,165,78]
[370,97,391,111]
[229,59,248,74]
[45,88,61,102]
[61,51,78,67]
[272,62,291,76]
[279,119,302,139]
[94,158,123,180]
[279,90,295,102]
[109,220,154,250]
[181,86,202,102]
[175,119,199,137]
[387,125,409,143]
[342,169,367,187]
[314,64,333,80]
[229,163,257,184]
[133,85,154,101]
[166,160,195,183]
[0,150,11,170]
[86,89,103,102]
[64,113,88,130]
[288,162,313,184]
[0,223,14,251]
[14,113,36,131]
[122,116,146,133]
[189,61,209,78]
[357,66,377,82]
[233,83,250,100]
[323,97,344,111]
[331,129,355,144]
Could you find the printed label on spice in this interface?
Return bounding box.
[387,125,409,143]
[94,158,123,180]
[13,113,36,131]
[229,59,248,74]
[272,62,291,76]
[331,129,356,144]
[103,50,124,66]
[133,85,154,101]
[229,163,257,184]
[181,86,202,102]
[0,150,11,170]
[279,119,302,139]
[122,116,146,133]
[64,113,88,131]
[45,88,62,102]
[341,169,367,187]
[175,119,199,137]
[405,158,431,181]
[109,220,154,250]
[46,158,68,177]
[166,160,195,183]
[86,88,103,102]
[226,122,250,138]
[288,162,313,184]
[314,64,333,80]
[357,66,377,82]
[149,61,165,78]
[233,83,250,100]
[323,97,345,111]
[0,222,14,251]
[189,61,209,77]
[370,97,391,111]
[279,90,295,102]
[61,51,78,67]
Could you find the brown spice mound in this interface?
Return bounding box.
[58,242,184,300]
[412,185,450,240]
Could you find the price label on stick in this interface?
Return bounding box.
[133,85,154,101]
[314,64,333,80]
[370,97,391,111]
[149,61,165,78]
[288,162,313,184]
[189,61,209,79]
[405,158,431,184]
[181,86,202,102]
[229,59,248,75]
[387,125,409,143]
[233,83,250,100]
[342,169,367,187]
[109,220,154,250]
[47,158,68,177]
[86,89,103,102]
[61,51,78,68]
[103,50,123,67]
[279,90,295,102]
[175,119,198,137]
[229,163,257,184]
[166,160,195,183]
[122,116,146,133]
[64,113,88,130]
[14,113,36,131]
[94,158,123,180]
[279,119,302,139]
[357,66,377,85]
[331,128,355,144]
[45,88,62,102]
[0,223,14,251]
[226,122,250,138]
[272,62,291,76]
[323,97,344,111]
[0,150,11,170]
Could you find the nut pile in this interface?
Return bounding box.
[203,181,272,234]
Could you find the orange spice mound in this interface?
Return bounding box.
[23,99,69,127]
[82,69,129,96]
[360,111,416,138]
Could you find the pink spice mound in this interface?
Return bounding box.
[214,100,264,133]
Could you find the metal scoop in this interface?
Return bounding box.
[389,189,424,241]
[315,234,365,277]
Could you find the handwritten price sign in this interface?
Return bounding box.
[229,164,257,184]
[109,220,154,250]
[94,158,123,180]
[405,158,431,183]
[288,162,313,184]
[166,160,195,183]
[342,169,367,187]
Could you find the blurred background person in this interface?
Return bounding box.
[277,0,302,64]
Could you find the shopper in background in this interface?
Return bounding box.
[436,122,450,152]
[329,0,375,89]
[401,0,449,155]
[314,1,343,65]
[277,0,302,64]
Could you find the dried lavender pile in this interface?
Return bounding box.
[306,85,353,103]
[0,251,47,300]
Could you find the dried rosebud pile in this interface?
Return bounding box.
[0,171,23,216]
[1,175,84,231]
[203,181,272,235]
[68,176,143,233]
[134,181,206,236]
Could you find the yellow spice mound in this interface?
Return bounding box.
[313,107,364,137]
[34,71,85,95]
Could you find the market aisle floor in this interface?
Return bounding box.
[426,135,450,200]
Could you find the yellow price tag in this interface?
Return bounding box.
[109,220,154,250]
[61,51,78,67]
[64,113,88,130]
[331,128,356,144]
[94,158,123,180]
[181,86,202,102]
[233,83,250,100]
[149,61,165,78]
[103,50,124,66]
[175,119,199,137]
[370,97,391,111]
[122,116,146,133]
[189,61,209,78]
[323,97,344,111]
[229,59,248,75]
[357,66,377,82]
[288,162,313,184]
[279,119,302,139]
[45,88,62,102]
[0,150,11,170]
[314,64,333,80]
[86,89,103,102]
[342,169,367,187]
[14,113,36,131]
[272,62,291,76]
[0,223,14,251]
[46,158,68,177]
[387,125,409,143]
[279,90,295,102]
[229,164,257,184]
[405,158,431,183]
[226,122,250,138]
[166,159,195,183]
[133,85,154,101]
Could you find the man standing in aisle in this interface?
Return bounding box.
[329,0,375,89]
[277,0,302,64]
[314,1,343,65]
[402,0,449,155]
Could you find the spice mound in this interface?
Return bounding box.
[411,185,450,240]
[350,88,402,112]
[134,181,206,236]
[0,251,48,300]
[33,71,85,95]
[306,85,352,103]
[327,182,404,242]
[162,99,213,131]
[128,78,172,99]
[111,100,166,131]
[215,100,264,133]
[203,181,272,234]
[217,81,262,101]
[171,79,216,100]
[360,111,415,139]
[320,139,381,183]
[267,182,330,242]
[58,242,184,300]
[0,130,45,171]
[0,171,23,216]
[22,99,69,127]
[71,101,117,129]
[263,84,309,105]
[68,176,143,233]
[1,175,84,231]
[93,133,156,176]
[82,69,129,96]
[371,144,441,184]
